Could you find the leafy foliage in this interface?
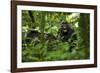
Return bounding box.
[22,10,90,62]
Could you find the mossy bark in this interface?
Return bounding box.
[79,13,90,59]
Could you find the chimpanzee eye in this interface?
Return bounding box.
[63,26,67,29]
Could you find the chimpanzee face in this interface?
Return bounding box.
[61,23,68,33]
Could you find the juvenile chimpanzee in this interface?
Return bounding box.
[59,22,77,52]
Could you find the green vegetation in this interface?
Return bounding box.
[22,10,90,62]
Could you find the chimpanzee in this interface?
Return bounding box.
[22,29,40,48]
[59,22,77,52]
[25,30,40,43]
[23,27,56,44]
[59,22,74,41]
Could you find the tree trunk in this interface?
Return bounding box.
[79,13,90,59]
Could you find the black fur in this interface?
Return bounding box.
[59,22,77,52]
[60,22,74,41]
